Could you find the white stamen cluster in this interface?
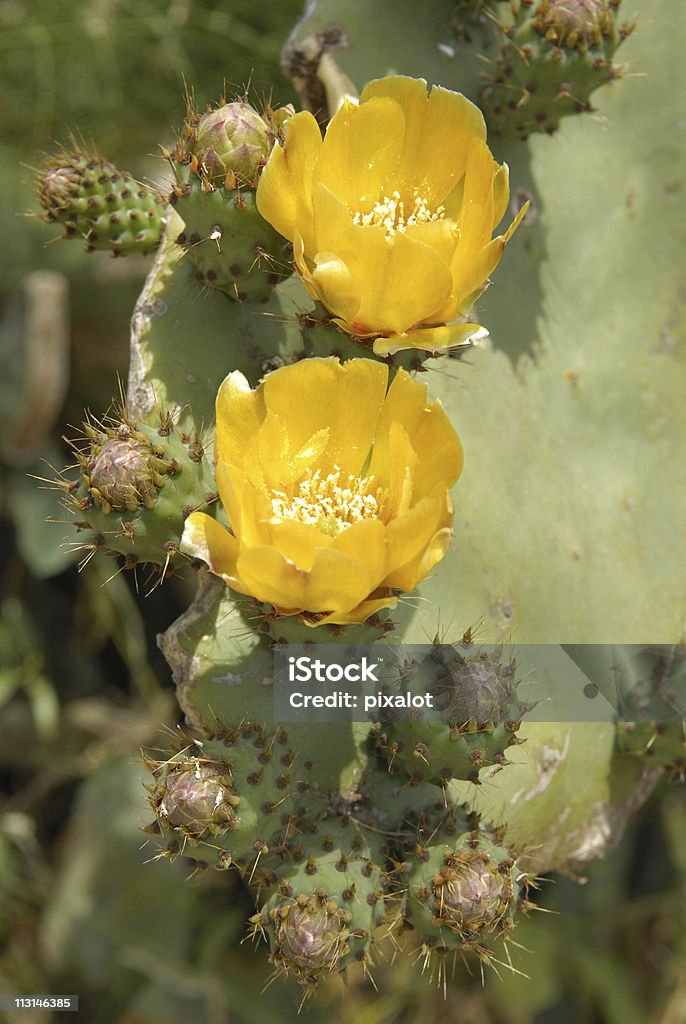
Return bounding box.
[271,467,381,534]
[353,190,445,238]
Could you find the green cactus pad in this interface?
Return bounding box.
[614,645,686,777]
[146,730,312,872]
[170,178,290,302]
[36,150,164,254]
[65,407,216,571]
[481,0,632,139]
[249,816,385,990]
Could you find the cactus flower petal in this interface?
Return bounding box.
[181,358,462,625]
[257,75,524,350]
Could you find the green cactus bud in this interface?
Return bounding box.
[532,0,617,51]
[63,406,216,572]
[480,0,633,139]
[430,849,514,936]
[166,94,294,301]
[194,102,273,186]
[403,826,525,963]
[374,645,533,785]
[36,149,164,255]
[249,817,386,992]
[145,729,311,872]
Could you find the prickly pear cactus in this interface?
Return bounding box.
[40,0,686,1006]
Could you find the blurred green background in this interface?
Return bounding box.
[1,2,685,1022]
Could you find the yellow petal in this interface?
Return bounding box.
[261,358,388,477]
[375,421,417,521]
[492,163,510,229]
[181,512,241,586]
[304,548,374,613]
[256,110,322,253]
[314,225,452,336]
[370,368,430,461]
[452,236,506,314]
[410,401,464,496]
[215,370,266,470]
[383,495,445,580]
[384,525,454,591]
[315,96,405,215]
[372,322,488,356]
[359,76,487,204]
[307,252,362,327]
[331,518,388,587]
[254,410,291,488]
[265,518,334,572]
[216,461,271,547]
[455,137,498,257]
[403,218,460,265]
[237,546,307,610]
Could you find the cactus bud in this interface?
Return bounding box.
[481,0,632,139]
[157,760,240,840]
[195,102,273,186]
[167,94,292,300]
[533,0,614,51]
[64,406,216,570]
[87,436,166,513]
[36,149,164,254]
[434,650,524,727]
[272,895,351,975]
[406,834,523,959]
[430,850,514,936]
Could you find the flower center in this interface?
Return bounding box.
[271,467,381,536]
[353,190,445,238]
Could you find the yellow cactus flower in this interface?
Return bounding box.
[256,75,527,356]
[182,358,462,626]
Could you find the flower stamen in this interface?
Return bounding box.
[353,190,445,238]
[271,467,382,536]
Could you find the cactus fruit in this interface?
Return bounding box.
[249,816,385,993]
[147,752,240,841]
[63,406,216,573]
[401,823,525,963]
[144,721,360,874]
[480,0,633,139]
[36,148,164,254]
[374,645,533,785]
[167,99,294,302]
